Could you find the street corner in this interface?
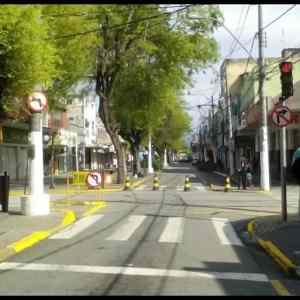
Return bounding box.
[7,209,76,255]
[0,208,76,263]
[247,217,299,277]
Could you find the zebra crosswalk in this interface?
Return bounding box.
[49,214,243,247]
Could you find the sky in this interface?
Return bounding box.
[185,4,300,138]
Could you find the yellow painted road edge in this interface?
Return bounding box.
[4,200,106,258]
[8,210,76,253]
[270,280,291,296]
[247,219,293,296]
[247,219,296,274]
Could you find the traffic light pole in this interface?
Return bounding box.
[258,5,271,192]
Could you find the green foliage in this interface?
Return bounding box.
[41,5,99,111]
[0,6,58,117]
[108,4,221,154]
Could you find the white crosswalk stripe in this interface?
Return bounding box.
[50,215,104,239]
[159,217,184,243]
[211,218,244,246]
[106,215,146,241]
[48,214,241,248]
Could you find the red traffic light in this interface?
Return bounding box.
[280,62,293,73]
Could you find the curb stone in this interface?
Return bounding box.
[247,218,299,277]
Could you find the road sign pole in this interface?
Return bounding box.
[21,92,50,216]
[280,116,287,222]
[281,50,289,223]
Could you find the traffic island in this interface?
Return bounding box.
[247,215,300,277]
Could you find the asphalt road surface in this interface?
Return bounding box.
[0,163,286,295]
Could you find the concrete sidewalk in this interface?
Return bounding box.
[0,174,149,264]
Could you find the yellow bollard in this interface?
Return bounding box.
[153,174,160,191]
[184,176,191,191]
[224,176,231,192]
[124,176,131,191]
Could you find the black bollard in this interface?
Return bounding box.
[0,172,9,212]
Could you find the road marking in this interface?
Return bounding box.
[135,185,145,190]
[159,217,184,243]
[195,186,205,191]
[49,215,103,239]
[270,280,291,296]
[213,171,226,177]
[0,262,270,282]
[211,218,244,246]
[106,215,146,241]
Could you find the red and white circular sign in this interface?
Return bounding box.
[271,106,292,127]
[28,92,47,113]
[86,172,101,187]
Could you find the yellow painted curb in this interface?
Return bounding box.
[131,179,144,188]
[82,201,106,218]
[3,197,107,258]
[8,210,76,253]
[270,280,291,296]
[247,220,256,239]
[257,238,296,274]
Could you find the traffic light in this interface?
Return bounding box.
[279,61,293,100]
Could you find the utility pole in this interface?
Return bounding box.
[224,68,234,176]
[147,131,154,174]
[258,4,270,191]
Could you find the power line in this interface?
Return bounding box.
[224,5,246,58]
[243,33,257,74]
[227,5,251,58]
[46,5,193,41]
[262,4,297,31]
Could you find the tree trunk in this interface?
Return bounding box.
[132,143,141,176]
[110,131,127,184]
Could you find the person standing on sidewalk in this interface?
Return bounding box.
[246,163,253,188]
[238,160,247,190]
[240,160,247,190]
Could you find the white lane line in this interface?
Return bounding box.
[0,262,269,283]
[211,218,244,246]
[213,171,226,177]
[50,215,103,239]
[159,217,184,243]
[194,186,205,191]
[106,215,146,241]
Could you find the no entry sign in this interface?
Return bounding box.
[271,106,292,127]
[86,172,101,188]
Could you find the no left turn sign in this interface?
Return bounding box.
[28,92,47,113]
[86,172,102,188]
[271,106,292,127]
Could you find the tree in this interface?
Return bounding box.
[153,97,192,159]
[92,4,221,183]
[0,5,58,122]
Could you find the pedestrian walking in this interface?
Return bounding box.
[246,166,252,188]
[240,161,247,190]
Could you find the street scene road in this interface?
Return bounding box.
[3,3,300,296]
[0,163,296,295]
